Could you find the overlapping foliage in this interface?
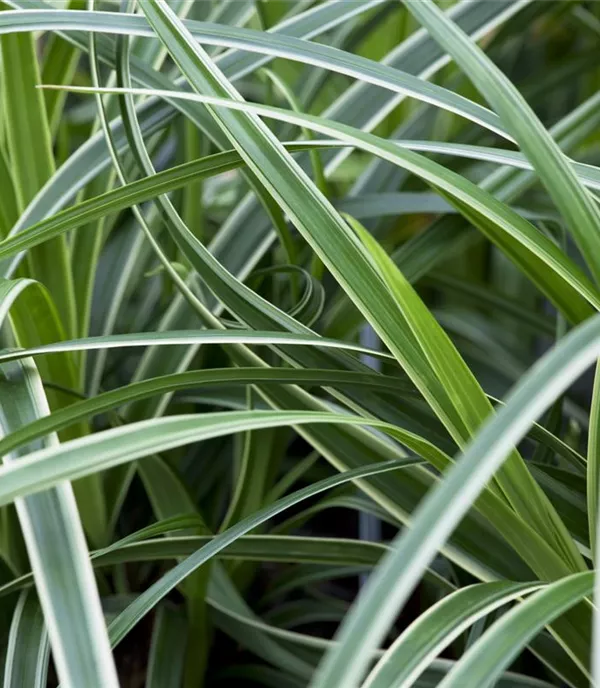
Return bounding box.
[0,1,599,686]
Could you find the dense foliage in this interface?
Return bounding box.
[1,0,600,686]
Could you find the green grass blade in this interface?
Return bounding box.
[2,3,596,684]
[311,312,600,687]
[0,0,385,249]
[320,0,530,173]
[0,278,78,406]
[129,2,509,449]
[362,582,540,688]
[0,1,531,351]
[0,143,336,257]
[37,88,599,325]
[137,453,271,686]
[369,91,600,292]
[0,329,391,365]
[0,28,54,209]
[0,319,513,584]
[40,0,82,137]
[588,365,600,563]
[0,8,511,141]
[0,414,423,506]
[145,606,187,688]
[46,47,597,559]
[0,359,118,687]
[405,0,600,286]
[0,147,18,237]
[84,49,580,586]
[3,589,49,688]
[260,67,328,197]
[0,400,573,588]
[41,83,593,577]
[106,458,417,651]
[95,535,395,570]
[0,0,519,137]
[0,532,399,599]
[0,25,76,338]
[0,277,107,548]
[106,1,388,440]
[438,572,594,688]
[4,137,600,266]
[0,363,574,501]
[346,214,582,570]
[85,225,147,396]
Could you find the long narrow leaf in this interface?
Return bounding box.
[0,8,510,141]
[438,572,595,688]
[3,590,49,688]
[34,88,600,325]
[405,0,600,285]
[362,582,540,688]
[311,312,600,687]
[0,359,118,687]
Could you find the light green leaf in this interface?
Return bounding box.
[438,572,594,688]
[3,589,49,688]
[362,581,541,688]
[405,0,600,285]
[346,214,582,570]
[311,311,600,688]
[588,365,600,562]
[0,366,413,459]
[0,329,391,365]
[0,358,118,687]
[36,88,599,326]
[40,0,82,137]
[0,23,75,338]
[0,412,419,506]
[145,605,187,688]
[0,277,106,547]
[107,458,418,650]
[0,8,510,141]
